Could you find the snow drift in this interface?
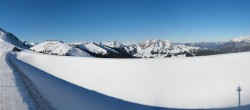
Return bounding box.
[9,52,175,110]
[15,51,250,109]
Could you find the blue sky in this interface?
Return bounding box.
[0,0,250,43]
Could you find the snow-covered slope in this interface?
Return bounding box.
[0,40,37,110]
[68,42,87,46]
[0,28,28,49]
[183,42,224,50]
[133,39,197,58]
[78,43,108,55]
[30,40,91,57]
[215,36,250,53]
[137,39,172,57]
[102,41,123,48]
[95,42,120,54]
[24,41,37,48]
[16,51,250,109]
[72,42,129,58]
[230,36,250,43]
[10,52,177,110]
[97,40,197,58]
[2,27,250,109]
[21,35,250,58]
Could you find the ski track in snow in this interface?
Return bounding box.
[0,42,28,110]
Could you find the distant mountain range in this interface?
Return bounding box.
[1,28,250,58]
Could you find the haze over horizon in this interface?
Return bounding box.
[0,0,250,43]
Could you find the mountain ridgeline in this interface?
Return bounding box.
[1,28,250,58]
[0,28,29,49]
[30,37,250,58]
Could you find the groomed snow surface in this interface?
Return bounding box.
[12,50,250,109]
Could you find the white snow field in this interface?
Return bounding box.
[10,53,176,110]
[14,50,250,109]
[78,43,108,55]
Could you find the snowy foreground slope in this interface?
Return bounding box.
[0,41,30,110]
[9,54,175,110]
[0,28,28,49]
[13,50,250,109]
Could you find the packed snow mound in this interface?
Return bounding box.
[230,36,250,43]
[78,43,108,55]
[16,51,250,109]
[0,28,28,49]
[30,40,91,57]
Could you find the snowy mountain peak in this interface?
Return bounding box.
[0,28,7,36]
[139,39,171,49]
[230,36,250,43]
[30,40,91,57]
[145,39,168,42]
[105,41,123,48]
[68,42,87,45]
[0,28,7,33]
[78,43,108,55]
[0,28,28,49]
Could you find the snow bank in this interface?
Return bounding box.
[16,51,250,109]
[9,53,173,110]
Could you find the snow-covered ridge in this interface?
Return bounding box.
[230,36,250,43]
[95,42,119,54]
[30,40,91,57]
[78,43,108,55]
[68,42,87,45]
[101,41,123,48]
[133,39,199,58]
[2,27,250,58]
[65,37,250,58]
[139,39,171,49]
[0,28,28,49]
